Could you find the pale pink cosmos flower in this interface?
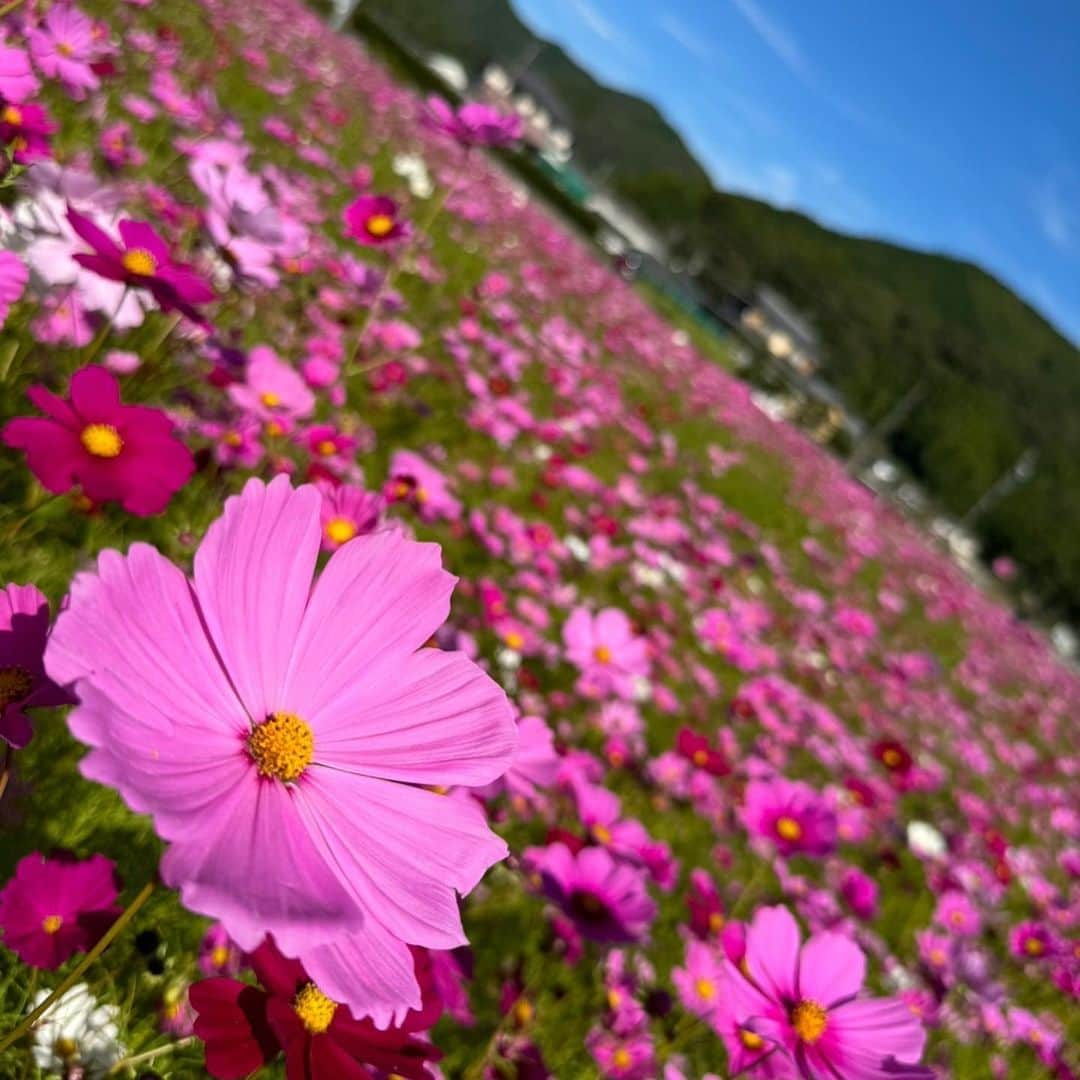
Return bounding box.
[46,476,516,1026]
[28,5,102,99]
[0,43,39,102]
[724,906,931,1079]
[563,607,649,700]
[0,251,28,326]
[227,345,315,421]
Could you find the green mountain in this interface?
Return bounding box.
[358,0,711,195]
[352,0,1080,622]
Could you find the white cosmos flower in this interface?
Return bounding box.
[32,983,124,1078]
[907,820,947,859]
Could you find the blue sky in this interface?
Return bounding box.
[512,0,1080,344]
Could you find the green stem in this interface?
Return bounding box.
[107,1036,194,1076]
[1,491,64,543]
[0,882,155,1055]
[0,0,30,18]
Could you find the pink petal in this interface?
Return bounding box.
[745,905,801,1005]
[68,365,121,420]
[161,772,364,955]
[798,932,867,1007]
[825,997,930,1077]
[47,543,247,736]
[295,768,506,950]
[193,476,320,722]
[282,529,455,720]
[313,647,515,787]
[292,920,421,1029]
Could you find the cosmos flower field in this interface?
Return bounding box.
[0,0,1077,1077]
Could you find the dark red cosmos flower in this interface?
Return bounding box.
[872,739,913,775]
[675,727,730,776]
[66,205,215,320]
[3,365,195,516]
[190,939,443,1080]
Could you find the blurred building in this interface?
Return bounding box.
[741,286,820,375]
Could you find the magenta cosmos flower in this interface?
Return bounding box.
[0,583,73,748]
[0,99,56,163]
[524,842,656,944]
[317,482,383,551]
[67,206,215,320]
[45,476,516,1025]
[343,195,410,247]
[563,607,649,700]
[2,365,195,516]
[725,906,931,1079]
[0,44,39,102]
[424,96,523,148]
[0,852,121,970]
[743,777,838,858]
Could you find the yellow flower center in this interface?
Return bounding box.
[0,666,33,708]
[210,944,230,967]
[695,978,715,1001]
[260,390,281,408]
[593,644,612,664]
[80,423,123,458]
[692,748,709,767]
[366,214,395,237]
[223,431,243,447]
[41,914,63,935]
[293,982,337,1034]
[2,104,22,126]
[882,748,902,768]
[612,1048,632,1070]
[54,1036,79,1059]
[248,712,314,782]
[513,998,534,1024]
[324,518,357,545]
[415,486,430,504]
[739,1027,765,1050]
[591,824,612,845]
[791,999,828,1044]
[121,248,157,276]
[1024,937,1044,956]
[57,42,75,57]
[775,815,803,841]
[316,439,337,456]
[504,630,524,650]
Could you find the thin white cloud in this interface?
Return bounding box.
[1032,172,1074,251]
[570,0,622,46]
[729,0,811,82]
[656,12,715,61]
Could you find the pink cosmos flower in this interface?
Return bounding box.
[227,345,315,421]
[724,906,931,1079]
[317,481,384,551]
[0,251,28,327]
[46,476,516,1025]
[2,365,195,516]
[524,842,656,944]
[933,891,982,938]
[0,44,39,102]
[0,583,72,748]
[476,714,560,805]
[343,195,409,247]
[28,4,101,98]
[0,852,120,969]
[424,96,523,148]
[563,607,649,700]
[743,777,838,858]
[1008,920,1056,961]
[386,450,461,522]
[673,938,725,1021]
[67,206,216,320]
